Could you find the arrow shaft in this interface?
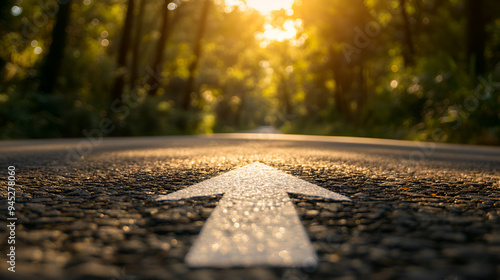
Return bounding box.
[158,162,350,268]
[185,187,317,267]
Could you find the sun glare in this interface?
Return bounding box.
[246,0,295,14]
[223,0,304,47]
[225,0,295,14]
[256,19,305,47]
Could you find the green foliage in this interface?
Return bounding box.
[113,96,214,136]
[0,90,97,139]
[0,0,499,144]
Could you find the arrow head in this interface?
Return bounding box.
[157,162,351,268]
[157,162,351,202]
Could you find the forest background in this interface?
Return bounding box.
[1,0,499,145]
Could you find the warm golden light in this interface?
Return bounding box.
[246,0,295,14]
[224,0,302,46]
[225,0,295,14]
[256,19,305,47]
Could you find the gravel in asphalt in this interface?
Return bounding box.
[0,134,499,280]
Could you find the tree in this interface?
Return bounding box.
[146,0,177,96]
[466,0,486,76]
[298,0,371,121]
[399,0,415,66]
[0,0,16,78]
[181,0,211,110]
[111,0,135,101]
[38,0,73,94]
[129,0,147,88]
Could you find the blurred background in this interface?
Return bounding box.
[0,0,499,144]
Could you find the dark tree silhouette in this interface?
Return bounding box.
[399,0,415,66]
[111,0,135,101]
[466,0,486,76]
[38,0,73,94]
[0,0,16,77]
[129,0,146,88]
[278,71,292,117]
[146,0,176,96]
[182,0,211,110]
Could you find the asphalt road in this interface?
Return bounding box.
[1,133,499,280]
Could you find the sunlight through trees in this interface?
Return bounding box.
[0,0,499,144]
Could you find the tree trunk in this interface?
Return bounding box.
[355,59,366,125]
[333,71,346,117]
[38,0,73,94]
[0,0,16,78]
[181,0,210,110]
[129,0,146,88]
[331,52,351,119]
[399,0,415,66]
[111,0,135,101]
[146,0,176,96]
[466,0,486,76]
[278,71,293,117]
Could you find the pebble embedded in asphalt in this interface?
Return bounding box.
[0,137,499,280]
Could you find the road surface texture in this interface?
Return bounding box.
[1,133,499,280]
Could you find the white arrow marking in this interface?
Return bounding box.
[157,162,350,268]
